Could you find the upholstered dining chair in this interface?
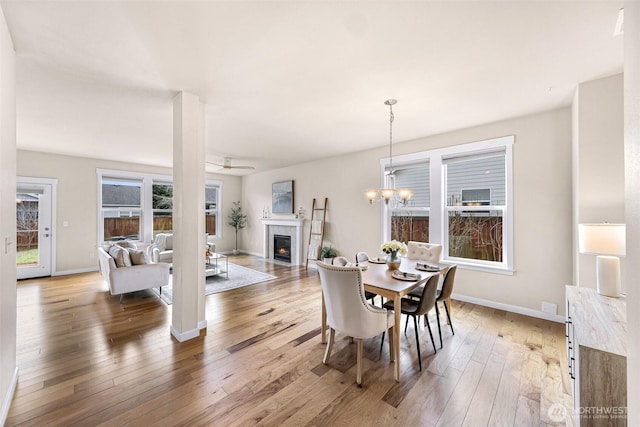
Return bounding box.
[434,265,457,348]
[355,251,369,264]
[355,252,380,307]
[406,241,443,303]
[332,256,349,266]
[382,274,439,371]
[407,241,442,263]
[317,262,395,386]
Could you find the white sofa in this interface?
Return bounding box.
[98,246,170,302]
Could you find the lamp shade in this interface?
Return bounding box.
[578,223,626,256]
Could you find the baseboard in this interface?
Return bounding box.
[451,293,565,323]
[52,266,99,276]
[197,320,207,330]
[1,366,18,426]
[170,325,200,342]
[243,250,263,257]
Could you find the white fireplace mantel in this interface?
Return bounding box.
[260,218,304,266]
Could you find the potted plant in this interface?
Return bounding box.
[228,201,247,255]
[321,246,337,263]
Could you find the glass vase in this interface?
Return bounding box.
[386,252,401,271]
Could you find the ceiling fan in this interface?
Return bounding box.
[206,157,255,170]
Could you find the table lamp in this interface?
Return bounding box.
[578,223,626,297]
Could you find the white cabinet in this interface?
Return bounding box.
[566,286,627,426]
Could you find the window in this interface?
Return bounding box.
[461,188,491,206]
[205,185,218,236]
[383,136,513,273]
[101,177,142,241]
[152,182,173,236]
[390,162,430,243]
[445,152,506,265]
[97,169,223,244]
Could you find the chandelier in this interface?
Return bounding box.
[365,99,413,205]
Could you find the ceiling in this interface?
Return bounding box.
[1,1,624,175]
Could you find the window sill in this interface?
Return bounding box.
[442,259,514,275]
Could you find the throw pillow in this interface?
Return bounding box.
[109,245,132,268]
[129,249,149,265]
[164,234,173,250]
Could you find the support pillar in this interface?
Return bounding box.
[171,91,206,341]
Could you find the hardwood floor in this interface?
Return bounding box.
[7,255,573,426]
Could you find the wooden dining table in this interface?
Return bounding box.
[320,258,446,382]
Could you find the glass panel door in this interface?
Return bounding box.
[16,183,52,279]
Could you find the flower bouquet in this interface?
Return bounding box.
[380,240,407,270]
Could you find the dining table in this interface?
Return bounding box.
[320,257,447,382]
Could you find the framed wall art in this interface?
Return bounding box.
[272,180,294,214]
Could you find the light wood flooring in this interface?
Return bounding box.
[7,255,573,426]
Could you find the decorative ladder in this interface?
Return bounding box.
[305,197,328,269]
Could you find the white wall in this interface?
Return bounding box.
[0,5,17,423]
[244,108,573,317]
[16,150,243,274]
[624,0,640,422]
[573,74,625,290]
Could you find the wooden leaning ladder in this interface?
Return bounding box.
[305,197,328,269]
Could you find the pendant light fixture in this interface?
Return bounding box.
[365,99,413,205]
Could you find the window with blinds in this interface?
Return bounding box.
[383,135,513,273]
[390,162,430,243]
[444,150,506,263]
[393,162,430,207]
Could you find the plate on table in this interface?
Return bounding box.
[392,271,422,281]
[368,257,386,264]
[415,263,441,272]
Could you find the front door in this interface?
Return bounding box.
[16,180,53,279]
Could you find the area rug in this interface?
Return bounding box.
[151,263,277,305]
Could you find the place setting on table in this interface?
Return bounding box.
[363,241,445,283]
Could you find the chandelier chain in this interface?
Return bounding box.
[389,103,394,172]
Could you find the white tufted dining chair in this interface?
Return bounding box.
[355,252,382,307]
[406,241,444,306]
[317,261,395,386]
[407,241,443,263]
[332,256,349,266]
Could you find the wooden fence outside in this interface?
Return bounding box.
[103,215,217,241]
[391,213,503,262]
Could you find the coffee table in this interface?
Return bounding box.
[205,252,228,279]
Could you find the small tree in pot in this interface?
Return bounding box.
[228,201,247,255]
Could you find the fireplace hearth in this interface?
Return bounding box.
[274,235,292,263]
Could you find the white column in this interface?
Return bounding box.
[624,0,640,422]
[0,7,18,419]
[171,91,206,342]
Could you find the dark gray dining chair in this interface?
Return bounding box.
[435,265,457,348]
[381,274,439,371]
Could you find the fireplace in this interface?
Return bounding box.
[261,218,303,266]
[273,234,292,263]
